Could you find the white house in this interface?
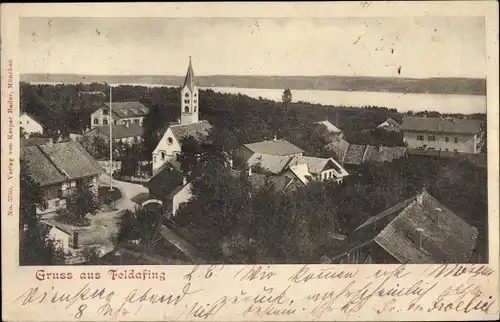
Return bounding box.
[20,113,44,137]
[316,120,343,139]
[146,165,193,216]
[401,116,485,154]
[283,156,349,184]
[152,58,212,175]
[90,101,149,128]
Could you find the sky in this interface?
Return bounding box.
[20,17,486,78]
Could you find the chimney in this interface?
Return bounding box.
[416,228,425,250]
[182,177,187,186]
[416,186,426,205]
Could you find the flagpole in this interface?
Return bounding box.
[109,84,114,191]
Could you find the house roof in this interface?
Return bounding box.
[287,164,311,185]
[244,139,304,156]
[21,137,53,148]
[363,146,407,163]
[377,118,400,128]
[401,116,483,134]
[89,124,144,139]
[343,144,367,165]
[183,58,196,91]
[101,101,149,119]
[316,120,342,133]
[21,141,103,186]
[229,170,299,192]
[146,164,185,200]
[170,120,212,143]
[331,189,478,264]
[289,156,346,176]
[246,153,293,174]
[325,138,350,162]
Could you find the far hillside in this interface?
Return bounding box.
[21,74,487,96]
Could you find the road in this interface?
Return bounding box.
[76,174,149,255]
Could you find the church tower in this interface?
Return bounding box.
[180,57,199,125]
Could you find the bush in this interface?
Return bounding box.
[55,209,91,227]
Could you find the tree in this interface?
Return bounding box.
[65,181,100,219]
[120,142,141,176]
[19,159,63,265]
[117,206,165,249]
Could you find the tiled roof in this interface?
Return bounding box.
[244,139,304,156]
[89,124,143,139]
[316,120,342,133]
[343,144,367,165]
[21,141,103,186]
[102,101,149,119]
[325,138,350,162]
[331,190,478,264]
[146,165,185,200]
[401,116,483,134]
[170,120,212,143]
[364,146,407,163]
[288,164,311,185]
[21,137,53,148]
[246,154,293,174]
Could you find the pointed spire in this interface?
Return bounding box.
[183,56,196,91]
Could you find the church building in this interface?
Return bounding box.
[152,58,212,175]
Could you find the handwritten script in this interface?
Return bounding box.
[10,264,498,320]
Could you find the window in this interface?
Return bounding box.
[194,106,197,112]
[445,148,449,151]
[92,177,97,183]
[55,200,60,208]
[167,137,173,144]
[153,156,157,163]
[103,119,108,125]
[71,181,76,187]
[93,118,99,125]
[454,149,458,152]
[194,93,197,97]
[103,110,109,115]
[134,119,139,124]
[417,135,424,141]
[427,135,435,141]
[445,137,450,142]
[194,100,197,104]
[114,120,117,125]
[454,137,459,143]
[184,99,190,104]
[185,106,189,113]
[160,152,166,160]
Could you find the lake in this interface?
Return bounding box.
[28,81,487,114]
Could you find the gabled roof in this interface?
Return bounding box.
[316,120,342,133]
[244,139,304,156]
[88,124,143,139]
[101,101,149,119]
[401,116,483,134]
[343,144,367,165]
[183,58,196,91]
[289,156,348,178]
[288,164,311,185]
[331,189,478,264]
[146,165,185,200]
[377,118,400,128]
[170,120,212,143]
[21,141,103,186]
[325,138,350,162]
[246,154,293,174]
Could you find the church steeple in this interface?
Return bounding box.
[180,57,199,125]
[183,56,196,91]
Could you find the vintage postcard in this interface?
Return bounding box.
[1,1,499,321]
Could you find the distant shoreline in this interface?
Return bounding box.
[21,74,486,96]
